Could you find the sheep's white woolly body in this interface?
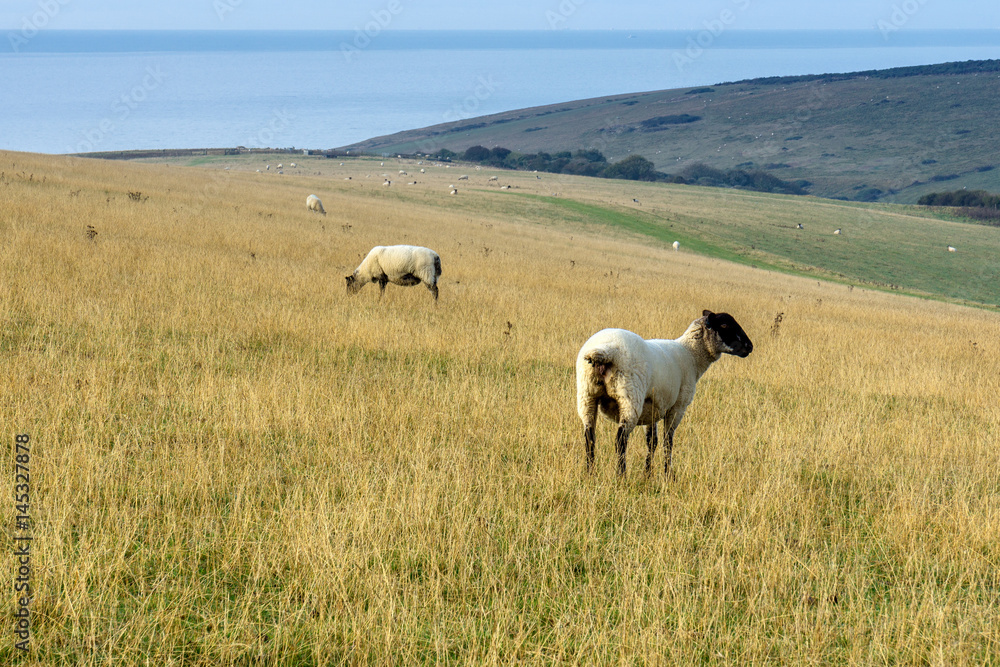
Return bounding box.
[576,312,752,477]
[306,194,326,215]
[346,245,442,300]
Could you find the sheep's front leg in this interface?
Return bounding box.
[660,410,685,479]
[644,423,658,474]
[377,276,389,296]
[664,427,676,479]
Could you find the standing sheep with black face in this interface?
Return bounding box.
[345,245,442,301]
[576,310,753,477]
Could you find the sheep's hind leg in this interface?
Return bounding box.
[584,425,596,472]
[614,424,635,477]
[429,283,439,301]
[644,423,658,474]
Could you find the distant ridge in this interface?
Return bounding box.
[722,58,1000,85]
[344,59,1000,203]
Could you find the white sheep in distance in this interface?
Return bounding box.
[576,310,753,477]
[306,194,326,215]
[672,241,680,251]
[947,245,957,252]
[346,245,442,301]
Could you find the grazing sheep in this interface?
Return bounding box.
[383,180,391,187]
[948,245,957,252]
[672,241,680,251]
[346,245,442,301]
[450,189,458,195]
[306,194,326,215]
[576,311,753,477]
[489,176,499,181]
[458,175,469,180]
[277,163,283,169]
[290,163,296,168]
[420,168,426,173]
[834,228,842,235]
[796,223,803,229]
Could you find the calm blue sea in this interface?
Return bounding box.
[2,30,998,154]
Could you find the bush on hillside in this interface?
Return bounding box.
[463,145,491,162]
[603,155,659,182]
[676,163,806,195]
[639,114,701,130]
[917,190,1000,208]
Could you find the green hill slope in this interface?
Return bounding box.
[343,60,1000,203]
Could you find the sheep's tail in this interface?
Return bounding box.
[583,348,616,379]
[433,254,442,277]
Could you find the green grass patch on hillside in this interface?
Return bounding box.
[510,192,1000,307]
[514,193,769,268]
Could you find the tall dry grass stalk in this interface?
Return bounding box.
[1,151,998,664]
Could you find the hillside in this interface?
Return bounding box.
[343,59,1000,203]
[100,151,1000,307]
[3,149,1000,663]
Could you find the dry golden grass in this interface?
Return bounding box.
[2,150,999,664]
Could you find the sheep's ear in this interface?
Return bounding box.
[702,309,714,318]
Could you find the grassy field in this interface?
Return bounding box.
[346,63,1000,203]
[2,150,1000,664]
[139,153,1000,306]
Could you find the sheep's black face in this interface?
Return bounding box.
[345,275,360,294]
[703,310,753,357]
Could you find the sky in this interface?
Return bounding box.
[1,0,999,32]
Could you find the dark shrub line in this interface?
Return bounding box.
[429,146,806,195]
[918,189,1000,224]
